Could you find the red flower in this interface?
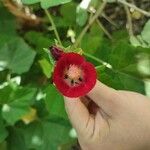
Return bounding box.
[53,53,97,98]
[50,46,64,60]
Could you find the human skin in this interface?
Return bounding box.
[64,80,150,150]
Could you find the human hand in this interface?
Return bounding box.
[64,80,150,150]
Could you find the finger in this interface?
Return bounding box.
[64,96,92,134]
[87,80,120,115]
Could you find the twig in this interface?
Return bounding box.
[74,1,107,48]
[44,9,62,46]
[118,0,150,17]
[102,13,117,27]
[96,19,113,39]
[3,0,42,25]
[124,5,134,36]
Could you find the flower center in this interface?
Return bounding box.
[64,65,83,87]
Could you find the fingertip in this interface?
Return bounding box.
[87,80,119,115]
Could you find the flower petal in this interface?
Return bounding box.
[53,52,97,98]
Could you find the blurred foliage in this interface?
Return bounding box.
[0,0,150,149]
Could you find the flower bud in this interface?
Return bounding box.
[49,46,64,61]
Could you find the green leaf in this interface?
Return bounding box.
[7,127,27,150]
[90,0,99,8]
[21,0,40,4]
[39,58,53,78]
[81,23,103,54]
[24,31,54,51]
[0,113,8,143]
[0,37,36,74]
[44,85,68,120]
[106,0,116,3]
[43,48,55,65]
[0,7,17,53]
[94,38,112,63]
[10,120,72,150]
[1,86,37,125]
[141,19,150,45]
[41,0,72,9]
[42,121,72,149]
[0,141,7,150]
[109,40,135,70]
[22,0,72,9]
[59,140,78,150]
[76,7,88,26]
[0,85,13,104]
[0,6,16,36]
[130,36,141,47]
[97,67,145,94]
[60,2,76,26]
[28,121,71,150]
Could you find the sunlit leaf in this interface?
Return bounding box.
[141,19,150,45]
[76,7,88,26]
[1,86,37,125]
[0,37,36,74]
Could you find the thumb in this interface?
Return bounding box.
[64,96,92,134]
[87,80,120,115]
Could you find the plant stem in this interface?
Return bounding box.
[74,1,107,48]
[83,52,113,69]
[96,19,112,39]
[44,9,62,46]
[102,13,117,27]
[118,0,150,17]
[83,52,105,64]
[124,5,134,36]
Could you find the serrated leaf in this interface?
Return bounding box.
[0,37,36,74]
[44,85,68,120]
[39,58,53,78]
[1,86,37,125]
